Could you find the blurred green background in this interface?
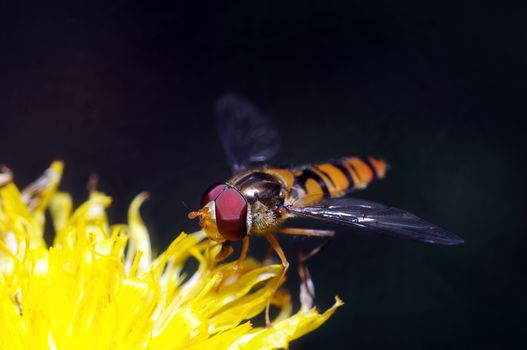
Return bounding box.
[1,1,525,349]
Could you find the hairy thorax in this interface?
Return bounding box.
[228,170,288,235]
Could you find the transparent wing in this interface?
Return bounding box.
[286,197,463,245]
[215,93,280,173]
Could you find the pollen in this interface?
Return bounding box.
[0,162,342,349]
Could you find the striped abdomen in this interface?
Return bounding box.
[265,156,388,205]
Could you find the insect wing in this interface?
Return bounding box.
[286,197,464,245]
[215,93,280,173]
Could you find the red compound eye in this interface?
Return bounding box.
[215,187,248,241]
[200,183,226,208]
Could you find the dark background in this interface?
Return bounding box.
[1,1,526,349]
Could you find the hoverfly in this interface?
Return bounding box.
[188,93,463,321]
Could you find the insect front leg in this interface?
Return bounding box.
[215,240,233,260]
[233,235,250,270]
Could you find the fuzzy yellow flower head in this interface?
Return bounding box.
[0,162,341,349]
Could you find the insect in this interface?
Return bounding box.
[188,93,463,321]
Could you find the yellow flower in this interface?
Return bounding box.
[0,162,342,349]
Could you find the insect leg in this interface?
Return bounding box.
[215,238,247,292]
[215,240,233,260]
[233,235,250,269]
[263,244,274,262]
[263,231,289,326]
[277,227,335,262]
[277,227,335,309]
[297,254,315,310]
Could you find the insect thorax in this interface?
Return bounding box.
[228,171,287,234]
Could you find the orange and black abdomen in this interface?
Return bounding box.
[265,156,388,205]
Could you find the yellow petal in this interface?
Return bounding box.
[49,192,72,240]
[126,192,152,274]
[232,297,344,350]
